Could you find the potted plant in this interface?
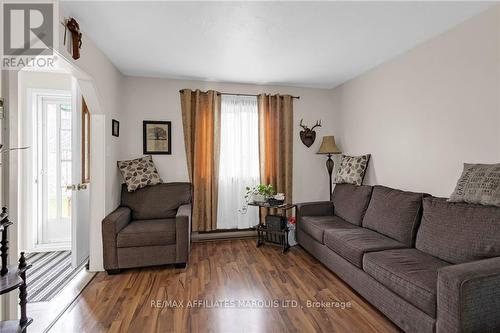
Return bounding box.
[245,184,275,204]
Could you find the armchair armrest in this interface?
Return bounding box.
[437,257,500,333]
[102,207,131,270]
[175,204,192,264]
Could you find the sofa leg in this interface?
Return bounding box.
[106,269,122,275]
[174,263,186,269]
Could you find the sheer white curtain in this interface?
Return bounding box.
[217,95,260,229]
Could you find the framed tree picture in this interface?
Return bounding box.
[143,120,172,155]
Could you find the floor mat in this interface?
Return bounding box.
[25,251,86,302]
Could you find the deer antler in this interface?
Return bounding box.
[299,119,308,130]
[310,120,322,131]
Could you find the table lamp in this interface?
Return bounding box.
[317,136,342,200]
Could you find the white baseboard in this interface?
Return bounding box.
[27,242,71,253]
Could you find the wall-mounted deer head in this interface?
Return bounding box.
[299,119,322,147]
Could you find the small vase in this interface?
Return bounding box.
[253,194,265,203]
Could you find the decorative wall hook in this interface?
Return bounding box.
[299,119,322,147]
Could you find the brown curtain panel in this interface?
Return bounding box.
[257,94,294,219]
[180,89,221,232]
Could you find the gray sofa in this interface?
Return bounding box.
[297,184,500,333]
[102,182,192,273]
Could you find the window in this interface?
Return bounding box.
[35,94,73,245]
[217,95,260,229]
[82,98,91,183]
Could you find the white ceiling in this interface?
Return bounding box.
[60,1,494,89]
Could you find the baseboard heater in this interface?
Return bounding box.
[191,229,257,242]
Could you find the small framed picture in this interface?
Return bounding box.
[112,119,120,137]
[143,120,172,155]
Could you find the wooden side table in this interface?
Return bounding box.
[248,202,295,253]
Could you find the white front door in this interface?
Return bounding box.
[36,95,72,246]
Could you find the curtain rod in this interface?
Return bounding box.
[219,92,300,99]
[179,90,300,99]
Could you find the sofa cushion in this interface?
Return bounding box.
[363,248,449,317]
[416,197,500,264]
[300,215,359,244]
[324,228,406,268]
[121,182,192,220]
[332,184,373,226]
[362,186,425,247]
[117,219,176,248]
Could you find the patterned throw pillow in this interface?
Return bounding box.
[335,154,370,186]
[449,163,500,207]
[117,155,163,192]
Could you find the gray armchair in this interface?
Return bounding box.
[102,182,192,274]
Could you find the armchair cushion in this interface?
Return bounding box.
[121,182,192,220]
[117,219,176,248]
[332,184,373,225]
[437,257,500,333]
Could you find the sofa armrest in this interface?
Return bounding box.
[296,201,334,216]
[296,201,334,219]
[437,257,500,333]
[295,201,334,232]
[175,204,192,264]
[102,207,131,270]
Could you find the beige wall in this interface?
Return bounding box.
[330,6,500,197]
[119,77,337,203]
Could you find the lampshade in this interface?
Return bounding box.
[317,136,342,154]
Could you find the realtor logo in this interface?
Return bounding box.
[2,2,55,69]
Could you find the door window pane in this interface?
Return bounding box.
[61,160,72,218]
[46,104,57,220]
[38,95,72,245]
[60,105,72,219]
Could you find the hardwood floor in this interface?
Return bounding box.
[29,267,94,333]
[50,240,401,333]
